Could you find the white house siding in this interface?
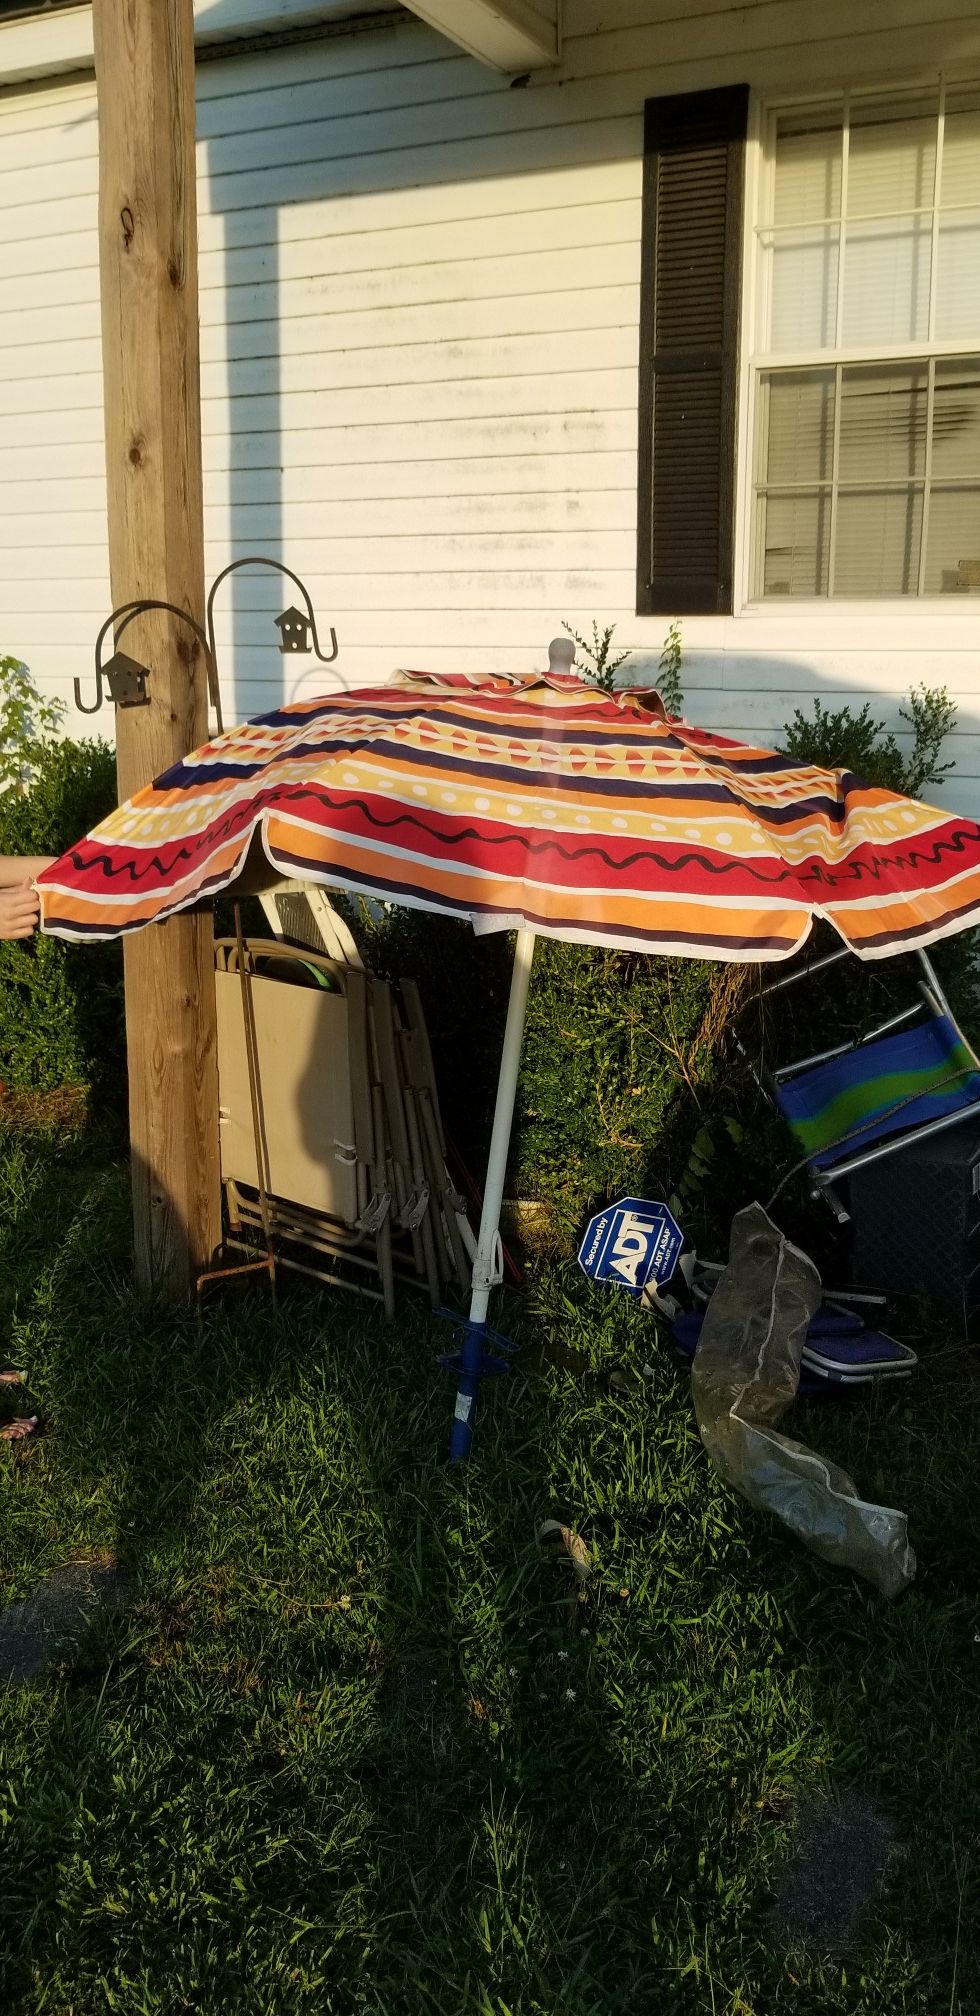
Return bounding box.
[2,0,980,800]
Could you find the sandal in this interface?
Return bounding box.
[0,1415,39,1442]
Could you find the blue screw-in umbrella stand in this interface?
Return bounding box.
[439,1313,519,1463]
[442,929,535,1461]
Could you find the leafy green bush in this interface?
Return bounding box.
[561,620,631,694]
[778,682,977,1019]
[656,619,684,716]
[561,618,685,712]
[0,656,64,793]
[781,683,957,797]
[0,736,124,1100]
[515,940,717,1226]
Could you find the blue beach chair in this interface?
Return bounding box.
[671,1304,917,1393]
[764,947,980,1222]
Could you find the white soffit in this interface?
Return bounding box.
[399,0,559,72]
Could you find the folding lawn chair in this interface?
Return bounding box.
[209,933,472,1316]
[254,883,473,1279]
[762,946,980,1222]
[214,935,398,1313]
[670,1296,918,1394]
[257,880,364,969]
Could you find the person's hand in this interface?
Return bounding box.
[0,877,41,941]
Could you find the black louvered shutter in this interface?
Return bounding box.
[637,84,748,617]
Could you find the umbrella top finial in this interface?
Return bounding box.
[547,637,576,680]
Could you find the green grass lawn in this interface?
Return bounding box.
[0,1122,978,2015]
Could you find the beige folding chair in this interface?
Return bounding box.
[213,936,396,1314]
[208,932,471,1316]
[257,881,363,968]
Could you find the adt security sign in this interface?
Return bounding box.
[578,1197,683,1298]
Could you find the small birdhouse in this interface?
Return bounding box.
[275,605,311,655]
[103,650,150,707]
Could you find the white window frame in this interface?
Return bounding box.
[735,72,980,617]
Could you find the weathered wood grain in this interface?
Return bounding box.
[92,0,220,1297]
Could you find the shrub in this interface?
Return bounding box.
[0,657,64,793]
[895,685,958,798]
[515,938,717,1238]
[561,620,631,694]
[778,683,977,1022]
[781,683,957,798]
[656,620,684,716]
[561,618,685,712]
[0,736,124,1101]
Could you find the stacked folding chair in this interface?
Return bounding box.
[207,896,472,1314]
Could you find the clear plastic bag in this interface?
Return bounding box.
[691,1203,915,1597]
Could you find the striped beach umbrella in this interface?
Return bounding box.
[37,667,980,961]
[37,666,980,1456]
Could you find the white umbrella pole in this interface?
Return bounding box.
[449,927,536,1461]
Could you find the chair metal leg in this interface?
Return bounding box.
[817,1096,980,1182]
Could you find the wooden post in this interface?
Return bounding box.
[93,0,221,1298]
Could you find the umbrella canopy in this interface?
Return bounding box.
[36,668,980,961]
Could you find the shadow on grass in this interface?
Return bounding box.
[0,1120,978,2014]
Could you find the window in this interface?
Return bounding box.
[751,84,980,599]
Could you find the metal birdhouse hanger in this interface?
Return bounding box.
[79,597,216,717]
[75,556,339,734]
